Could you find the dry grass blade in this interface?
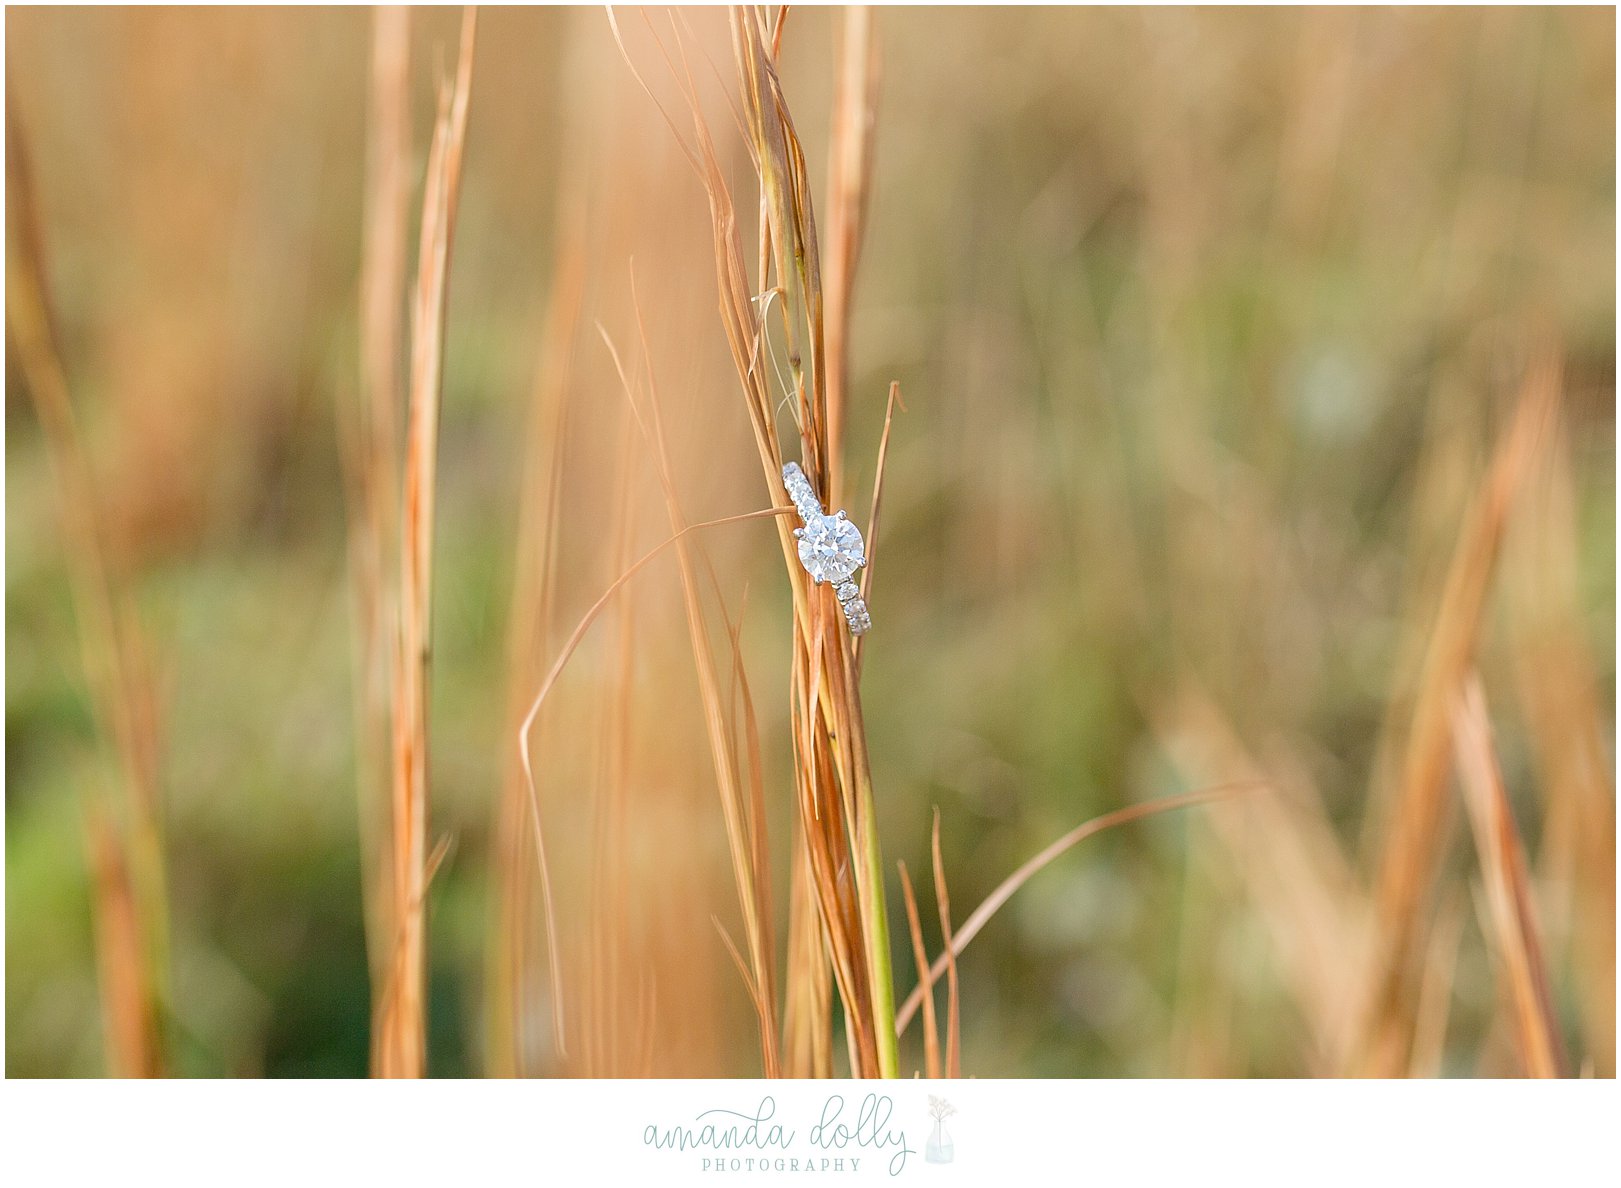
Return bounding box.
[347,2,410,1060]
[1508,415,1616,1076]
[1450,674,1566,1077]
[85,809,162,1078]
[732,7,820,445]
[1155,688,1370,1071]
[789,629,880,1076]
[723,591,774,980]
[611,5,900,1078]
[487,234,583,1077]
[854,380,902,673]
[514,503,795,1058]
[898,860,940,1079]
[746,10,897,1075]
[424,833,456,889]
[714,918,768,1029]
[516,509,794,741]
[1408,888,1466,1077]
[1358,352,1562,1075]
[599,310,782,1075]
[616,282,784,1073]
[7,75,169,1079]
[896,784,1254,1036]
[822,5,878,505]
[375,6,476,1079]
[783,842,834,1077]
[579,411,642,1076]
[929,811,960,1078]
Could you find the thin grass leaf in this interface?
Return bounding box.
[349,1,411,1058]
[1155,688,1370,1070]
[898,860,940,1079]
[854,381,902,673]
[1451,674,1566,1077]
[376,6,475,1079]
[8,75,169,1079]
[487,229,584,1077]
[614,3,900,1079]
[598,289,783,1076]
[896,783,1256,1035]
[1359,352,1561,1075]
[1507,416,1616,1075]
[1408,888,1465,1078]
[929,810,960,1079]
[514,504,794,1059]
[85,809,162,1078]
[822,6,878,504]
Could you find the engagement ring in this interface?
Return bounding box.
[782,461,871,636]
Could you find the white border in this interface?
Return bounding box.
[3,1077,1617,1183]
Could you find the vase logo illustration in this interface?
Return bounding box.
[925,1096,956,1165]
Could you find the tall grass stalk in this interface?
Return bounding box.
[486,236,582,1077]
[1451,674,1566,1076]
[7,86,170,1078]
[1506,418,1616,1075]
[604,4,899,1077]
[345,2,410,1069]
[601,296,783,1077]
[371,7,476,1079]
[515,502,800,1062]
[1357,355,1560,1075]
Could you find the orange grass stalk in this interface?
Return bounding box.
[1507,422,1616,1075]
[7,86,169,1078]
[486,238,583,1077]
[897,861,941,1079]
[375,7,477,1079]
[1155,688,1370,1071]
[895,785,1252,1037]
[853,381,901,675]
[345,3,411,1060]
[783,846,834,1077]
[736,3,899,1080]
[84,809,161,1077]
[929,812,960,1079]
[578,410,644,1076]
[1408,889,1466,1077]
[821,6,878,506]
[1356,353,1561,1075]
[516,502,800,1061]
[1450,675,1566,1077]
[609,5,899,1076]
[600,294,783,1076]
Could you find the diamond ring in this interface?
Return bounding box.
[782,461,871,636]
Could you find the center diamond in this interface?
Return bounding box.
[797,513,865,584]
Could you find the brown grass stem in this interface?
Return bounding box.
[7,75,169,1079]
[599,298,783,1076]
[896,783,1257,1036]
[1357,352,1561,1075]
[1451,674,1566,1077]
[928,811,960,1078]
[897,860,941,1079]
[348,1,411,1061]
[822,5,877,506]
[374,6,476,1079]
[516,504,796,1059]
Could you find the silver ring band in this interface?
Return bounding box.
[783,462,871,636]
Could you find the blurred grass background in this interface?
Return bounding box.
[5,6,1614,1077]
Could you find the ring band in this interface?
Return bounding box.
[783,461,871,636]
